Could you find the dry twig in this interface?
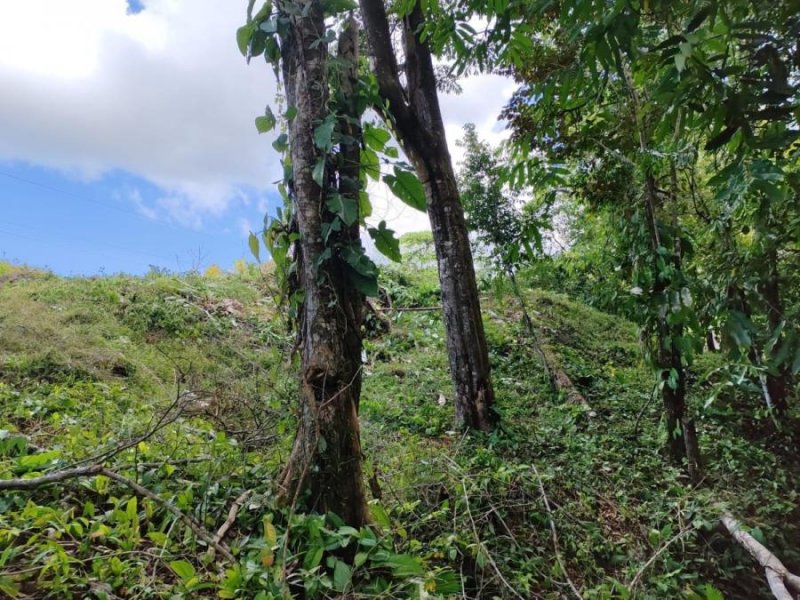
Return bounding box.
[0,465,235,562]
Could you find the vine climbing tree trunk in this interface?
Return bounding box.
[759,250,790,415]
[276,2,368,526]
[359,0,496,431]
[622,63,700,481]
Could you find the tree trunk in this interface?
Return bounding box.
[276,1,368,526]
[760,252,790,414]
[623,60,699,477]
[359,0,496,431]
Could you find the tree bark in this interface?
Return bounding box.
[276,1,368,526]
[622,61,699,478]
[759,252,790,414]
[359,0,496,431]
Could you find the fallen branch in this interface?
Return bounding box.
[0,466,235,563]
[628,527,693,592]
[212,490,253,548]
[720,512,800,600]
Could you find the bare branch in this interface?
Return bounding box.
[0,466,235,563]
[720,512,800,600]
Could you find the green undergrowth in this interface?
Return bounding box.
[0,264,797,599]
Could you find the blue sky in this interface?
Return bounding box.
[0,163,276,275]
[0,0,513,276]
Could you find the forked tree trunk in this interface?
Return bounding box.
[276,1,368,526]
[359,0,496,431]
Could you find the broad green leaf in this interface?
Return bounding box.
[284,106,298,121]
[272,133,288,152]
[255,106,276,133]
[368,221,401,262]
[364,123,391,152]
[248,232,261,262]
[383,167,426,211]
[236,24,254,56]
[333,560,351,592]
[314,115,336,152]
[147,531,169,546]
[17,450,60,471]
[381,553,423,576]
[327,194,359,226]
[370,502,391,529]
[304,546,324,570]
[340,245,378,296]
[354,552,368,568]
[361,148,380,181]
[169,560,196,582]
[312,157,326,187]
[358,190,372,221]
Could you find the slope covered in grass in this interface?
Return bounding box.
[0,264,797,599]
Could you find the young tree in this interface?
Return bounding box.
[359,0,496,431]
[240,1,369,525]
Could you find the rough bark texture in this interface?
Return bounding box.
[359,0,496,431]
[277,2,368,526]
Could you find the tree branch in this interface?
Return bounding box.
[0,466,235,563]
[720,512,800,600]
[358,0,416,136]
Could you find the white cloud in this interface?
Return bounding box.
[237,217,254,238]
[366,72,516,237]
[0,1,514,232]
[0,0,278,226]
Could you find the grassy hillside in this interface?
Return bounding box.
[0,261,797,599]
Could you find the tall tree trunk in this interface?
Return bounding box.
[276,2,368,526]
[623,62,699,477]
[759,250,790,414]
[359,0,496,431]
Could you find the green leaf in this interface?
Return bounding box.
[361,148,380,181]
[272,133,288,152]
[353,552,368,568]
[304,546,324,570]
[284,106,298,121]
[364,123,391,152]
[701,584,724,600]
[17,450,60,471]
[312,157,326,187]
[236,24,254,56]
[370,502,391,529]
[368,221,401,262]
[314,115,337,152]
[255,106,276,133]
[248,232,261,262]
[327,194,358,226]
[383,167,426,211]
[340,245,378,296]
[358,190,372,221]
[333,560,352,592]
[381,553,423,576]
[169,560,196,582]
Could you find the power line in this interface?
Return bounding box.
[0,168,259,244]
[0,169,149,220]
[0,224,177,264]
